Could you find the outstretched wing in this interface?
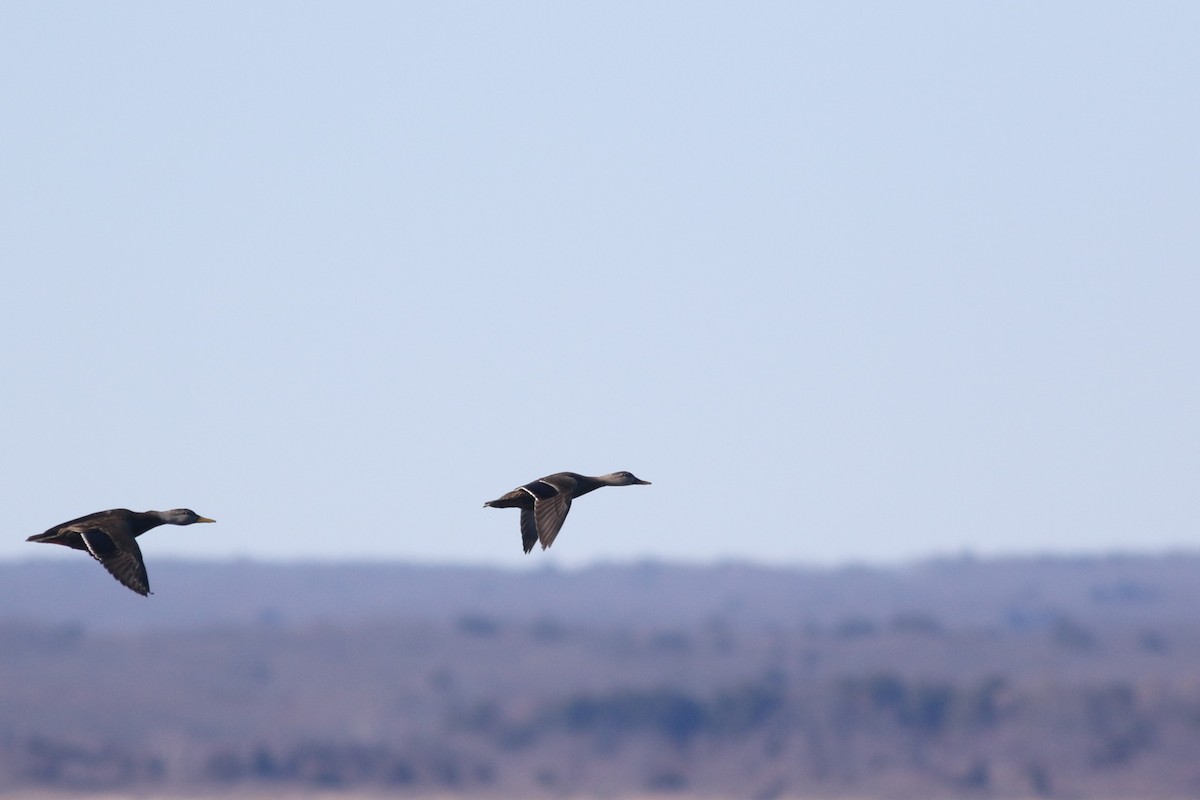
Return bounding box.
[531,476,578,550]
[534,493,572,549]
[80,529,151,596]
[519,508,539,554]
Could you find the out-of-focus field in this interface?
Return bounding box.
[2,555,1200,798]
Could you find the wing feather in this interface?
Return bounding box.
[80,529,151,596]
[519,509,539,554]
[534,493,573,550]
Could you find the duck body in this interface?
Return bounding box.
[27,508,215,596]
[485,471,650,553]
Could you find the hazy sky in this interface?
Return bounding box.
[2,3,1196,568]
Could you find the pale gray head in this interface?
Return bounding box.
[601,471,651,486]
[156,508,217,525]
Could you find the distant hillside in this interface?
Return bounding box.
[2,552,1198,632]
[2,554,1200,798]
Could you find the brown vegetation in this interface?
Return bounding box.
[2,555,1200,797]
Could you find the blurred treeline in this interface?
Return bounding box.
[1,555,1199,797]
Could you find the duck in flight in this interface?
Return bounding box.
[485,471,650,553]
[27,508,216,596]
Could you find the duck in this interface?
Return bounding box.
[26,508,216,596]
[484,471,650,553]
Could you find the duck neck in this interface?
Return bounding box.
[573,475,606,497]
[131,511,170,537]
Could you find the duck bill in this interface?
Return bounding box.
[196,516,217,523]
[635,479,651,485]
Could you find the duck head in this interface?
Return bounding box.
[157,509,217,525]
[602,471,651,486]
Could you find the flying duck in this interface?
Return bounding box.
[27,508,216,596]
[484,471,650,553]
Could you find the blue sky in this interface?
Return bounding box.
[2,2,1197,568]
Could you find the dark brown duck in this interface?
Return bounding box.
[27,508,216,596]
[484,471,650,553]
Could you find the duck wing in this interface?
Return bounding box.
[79,528,151,596]
[534,494,572,549]
[519,509,539,554]
[532,474,580,550]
